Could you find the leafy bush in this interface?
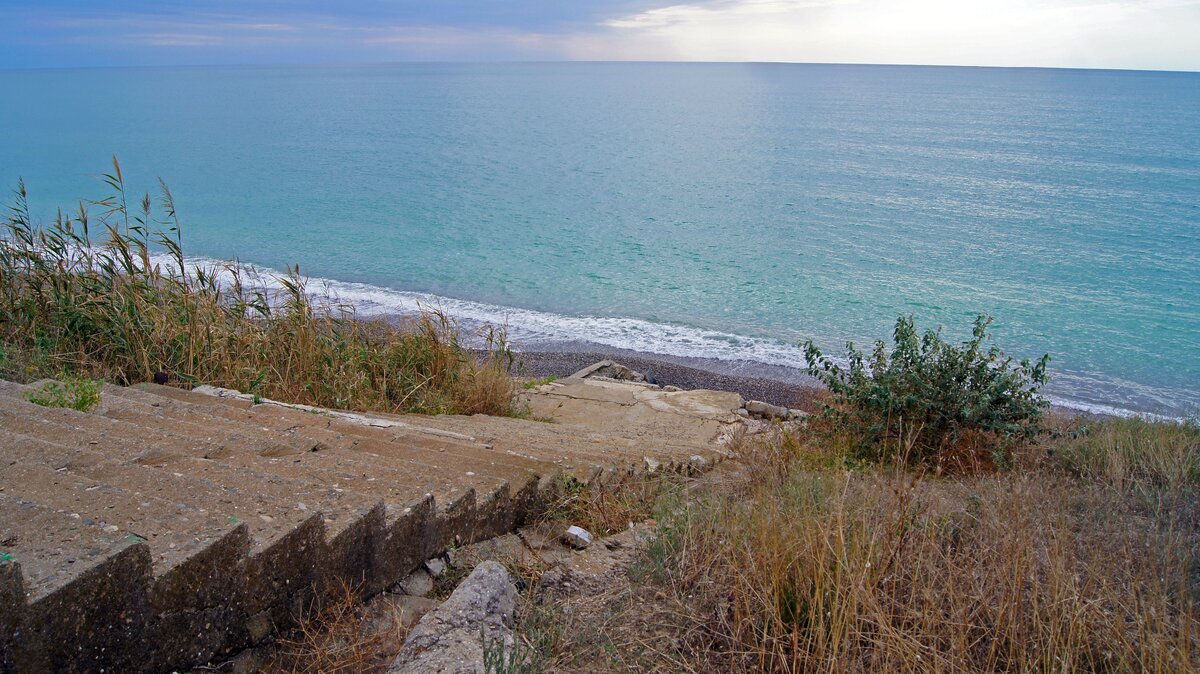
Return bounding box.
[804,314,1050,467]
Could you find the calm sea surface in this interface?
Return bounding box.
[1,63,1197,417]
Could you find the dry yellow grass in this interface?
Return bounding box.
[1050,415,1199,489]
[264,582,407,674]
[644,420,1199,673]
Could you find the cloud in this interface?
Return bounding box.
[587,0,1200,68]
[0,0,1197,69]
[607,0,855,29]
[138,32,223,47]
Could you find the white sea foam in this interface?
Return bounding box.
[148,253,1190,422]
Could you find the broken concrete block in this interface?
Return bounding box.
[562,525,593,550]
[745,400,790,420]
[388,561,516,674]
[366,593,442,636]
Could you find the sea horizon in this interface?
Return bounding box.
[4,60,1199,74]
[3,61,1198,418]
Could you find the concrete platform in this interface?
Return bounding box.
[0,372,741,672]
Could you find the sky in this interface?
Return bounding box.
[1,0,1198,71]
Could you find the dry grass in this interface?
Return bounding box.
[1049,415,1200,490]
[249,418,1200,674]
[638,420,1200,673]
[263,582,408,674]
[537,472,676,538]
[0,161,515,416]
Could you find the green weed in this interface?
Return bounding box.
[24,377,101,412]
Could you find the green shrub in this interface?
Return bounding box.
[803,314,1050,467]
[25,377,102,412]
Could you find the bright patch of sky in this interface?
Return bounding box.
[1,0,1197,70]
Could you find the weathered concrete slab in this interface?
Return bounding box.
[0,372,741,673]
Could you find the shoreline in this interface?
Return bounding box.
[139,252,1191,421]
[510,347,825,410]
[502,342,1127,420]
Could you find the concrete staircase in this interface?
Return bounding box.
[0,375,742,673]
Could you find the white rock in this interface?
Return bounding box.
[643,456,661,474]
[562,525,593,550]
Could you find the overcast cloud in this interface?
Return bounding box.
[1,0,1197,70]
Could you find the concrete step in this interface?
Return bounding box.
[0,397,531,598]
[0,428,394,670]
[126,383,555,482]
[96,384,320,457]
[0,492,151,673]
[106,385,552,546]
[0,373,735,674]
[0,388,520,532]
[0,427,360,551]
[0,455,237,574]
[399,412,704,480]
[97,386,532,501]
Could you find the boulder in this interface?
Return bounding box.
[388,561,517,674]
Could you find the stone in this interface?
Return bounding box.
[398,568,435,597]
[662,385,681,392]
[562,525,593,550]
[537,523,655,599]
[388,560,517,674]
[365,593,442,636]
[643,456,661,474]
[425,557,448,578]
[789,408,810,420]
[736,407,751,418]
[745,400,790,420]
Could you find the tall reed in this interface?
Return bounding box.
[0,158,515,415]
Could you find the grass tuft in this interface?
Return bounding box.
[24,376,101,412]
[264,581,402,674]
[1050,416,1200,490]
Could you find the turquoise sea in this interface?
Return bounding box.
[1,63,1197,417]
